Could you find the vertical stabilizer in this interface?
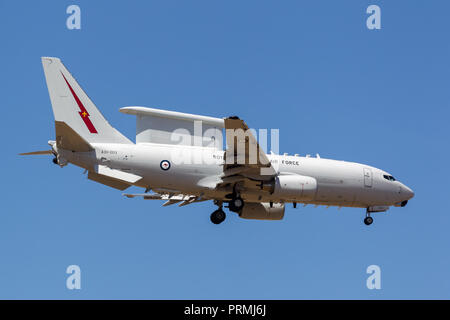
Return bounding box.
[41,57,132,145]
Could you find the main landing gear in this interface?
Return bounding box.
[228,196,244,213]
[210,195,246,225]
[364,210,374,226]
[210,200,226,224]
[225,189,245,213]
[210,208,226,224]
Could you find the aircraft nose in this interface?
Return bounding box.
[402,185,415,200]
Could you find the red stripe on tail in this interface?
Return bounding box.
[61,72,98,134]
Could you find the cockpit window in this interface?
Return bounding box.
[383,174,396,182]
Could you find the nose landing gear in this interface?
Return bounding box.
[364,215,373,226]
[364,209,373,226]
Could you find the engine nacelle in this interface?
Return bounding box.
[272,174,317,201]
[239,202,285,220]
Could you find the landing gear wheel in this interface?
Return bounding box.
[52,157,58,165]
[210,209,226,224]
[228,196,244,213]
[364,216,373,226]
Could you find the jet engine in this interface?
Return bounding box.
[239,202,285,220]
[272,174,317,201]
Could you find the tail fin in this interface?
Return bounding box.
[41,57,132,148]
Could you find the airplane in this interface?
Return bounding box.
[21,57,414,226]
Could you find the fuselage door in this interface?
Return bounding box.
[363,168,373,188]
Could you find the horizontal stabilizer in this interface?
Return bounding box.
[88,171,131,190]
[96,165,142,184]
[19,150,53,156]
[87,165,142,190]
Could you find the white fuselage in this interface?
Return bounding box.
[58,143,414,209]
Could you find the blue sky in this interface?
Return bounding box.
[0,0,449,299]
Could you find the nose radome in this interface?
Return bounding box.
[403,185,415,200]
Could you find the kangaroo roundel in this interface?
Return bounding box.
[160,160,171,171]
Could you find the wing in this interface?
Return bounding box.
[217,116,277,191]
[124,192,208,207]
[127,116,278,203]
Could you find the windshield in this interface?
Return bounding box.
[383,174,396,182]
